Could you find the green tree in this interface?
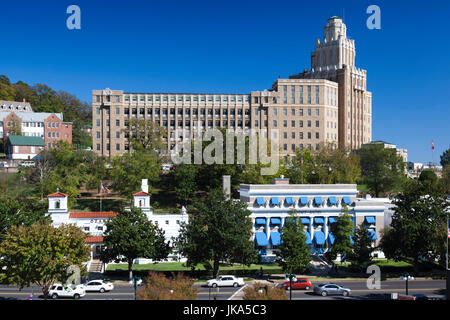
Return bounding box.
[358,143,406,197]
[101,207,170,280]
[326,206,354,264]
[175,188,257,278]
[287,143,360,184]
[0,223,90,299]
[171,164,198,205]
[277,210,311,274]
[0,196,50,243]
[122,119,167,155]
[110,150,160,197]
[440,148,450,167]
[418,170,438,186]
[348,223,375,271]
[379,179,449,272]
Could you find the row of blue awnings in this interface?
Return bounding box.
[255,217,282,225]
[256,216,341,225]
[255,231,361,247]
[255,196,352,206]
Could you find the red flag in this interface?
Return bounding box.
[431,141,434,150]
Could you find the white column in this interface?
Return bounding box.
[324,216,328,239]
[266,218,271,251]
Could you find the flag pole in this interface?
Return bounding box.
[100,180,102,213]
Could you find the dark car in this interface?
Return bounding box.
[283,278,312,290]
[313,283,351,297]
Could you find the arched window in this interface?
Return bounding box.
[55,200,60,209]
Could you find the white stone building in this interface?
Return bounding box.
[239,177,386,262]
[46,179,188,266]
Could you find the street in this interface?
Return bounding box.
[0,279,446,300]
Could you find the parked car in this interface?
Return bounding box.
[313,283,351,297]
[49,284,86,299]
[83,280,114,292]
[206,275,245,288]
[0,161,8,167]
[283,278,312,290]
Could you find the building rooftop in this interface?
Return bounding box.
[7,135,45,146]
[69,212,117,219]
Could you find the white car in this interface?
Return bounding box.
[83,280,114,292]
[49,284,86,299]
[0,161,8,168]
[206,275,245,288]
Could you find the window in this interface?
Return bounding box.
[273,109,277,116]
[273,120,277,127]
[96,132,100,139]
[96,96,100,103]
[283,120,287,127]
[291,120,295,127]
[307,120,311,127]
[291,86,295,104]
[116,144,120,151]
[299,120,303,127]
[291,108,295,116]
[299,132,303,139]
[315,120,319,128]
[116,120,120,126]
[96,144,100,150]
[308,109,311,116]
[316,132,319,139]
[315,86,319,104]
[307,86,311,104]
[116,131,120,138]
[307,132,311,139]
[283,132,287,139]
[96,108,100,115]
[96,120,100,127]
[299,86,303,104]
[291,132,295,139]
[283,86,287,104]
[316,109,319,116]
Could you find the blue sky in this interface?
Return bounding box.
[0,0,449,163]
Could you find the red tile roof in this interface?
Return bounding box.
[69,211,117,218]
[85,236,103,243]
[47,192,69,198]
[133,191,151,196]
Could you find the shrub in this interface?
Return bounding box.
[136,272,198,300]
[242,281,287,300]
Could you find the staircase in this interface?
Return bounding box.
[310,254,332,276]
[88,259,103,280]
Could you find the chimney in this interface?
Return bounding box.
[141,179,148,193]
[273,175,290,185]
[223,175,231,200]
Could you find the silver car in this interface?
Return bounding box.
[313,283,351,297]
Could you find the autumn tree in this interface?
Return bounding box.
[242,281,288,300]
[137,272,198,300]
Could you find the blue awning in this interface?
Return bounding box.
[313,231,325,245]
[368,229,377,241]
[314,217,325,224]
[314,197,323,205]
[255,197,264,206]
[328,217,338,224]
[270,232,281,246]
[300,217,310,224]
[303,231,312,245]
[285,197,294,205]
[255,217,266,225]
[328,232,335,245]
[270,217,282,225]
[365,216,376,224]
[255,232,268,246]
[342,197,351,205]
[299,197,308,205]
[270,197,279,205]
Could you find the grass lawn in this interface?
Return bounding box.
[106,262,283,273]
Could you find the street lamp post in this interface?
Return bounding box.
[401,273,414,295]
[288,274,295,301]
